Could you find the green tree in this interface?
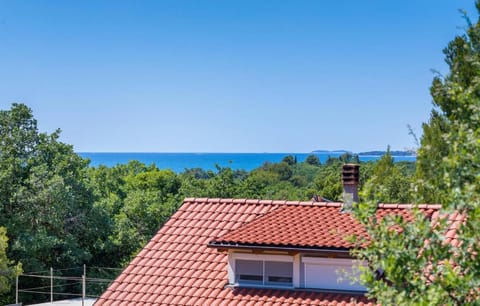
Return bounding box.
[109,165,181,261]
[178,170,211,198]
[313,159,343,201]
[362,147,413,203]
[416,111,450,203]
[206,166,240,198]
[0,104,106,302]
[282,155,297,166]
[304,154,321,166]
[258,161,293,181]
[353,4,480,304]
[240,168,280,199]
[416,3,480,205]
[0,228,21,297]
[339,152,360,164]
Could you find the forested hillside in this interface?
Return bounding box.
[0,103,415,303]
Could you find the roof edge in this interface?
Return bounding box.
[183,197,343,207]
[377,203,442,209]
[184,198,442,210]
[228,284,368,296]
[207,242,352,253]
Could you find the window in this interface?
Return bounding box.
[228,252,364,291]
[235,260,263,284]
[233,258,293,287]
[265,261,293,285]
[302,257,366,291]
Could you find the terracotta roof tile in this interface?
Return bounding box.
[95,198,387,305]
[211,204,434,250]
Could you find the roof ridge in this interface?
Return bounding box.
[377,203,442,209]
[183,197,343,207]
[184,198,442,210]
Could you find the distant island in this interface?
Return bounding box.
[358,150,416,156]
[311,149,416,156]
[311,150,350,154]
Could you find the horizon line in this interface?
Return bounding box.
[75,150,416,155]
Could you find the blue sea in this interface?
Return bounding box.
[78,152,416,173]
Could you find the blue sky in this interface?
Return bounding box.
[0,0,476,152]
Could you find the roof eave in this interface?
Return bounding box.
[207,242,352,254]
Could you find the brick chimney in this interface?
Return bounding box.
[341,164,359,211]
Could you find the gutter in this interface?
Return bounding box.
[207,242,351,254]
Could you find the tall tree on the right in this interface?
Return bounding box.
[354,2,480,304]
[416,3,480,205]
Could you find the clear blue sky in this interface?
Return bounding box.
[0,0,476,152]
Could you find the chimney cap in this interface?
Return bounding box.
[342,163,360,186]
[341,163,360,212]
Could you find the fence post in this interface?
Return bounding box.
[82,274,86,306]
[50,267,53,303]
[15,275,18,303]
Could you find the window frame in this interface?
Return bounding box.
[229,253,295,288]
[302,257,366,292]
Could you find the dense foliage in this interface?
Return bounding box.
[0,227,21,305]
[353,3,480,304]
[0,103,416,303]
[0,104,110,303]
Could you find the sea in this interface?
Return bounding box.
[78,152,416,173]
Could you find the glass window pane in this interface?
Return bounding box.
[236,260,263,284]
[265,261,292,285]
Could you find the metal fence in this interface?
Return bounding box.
[15,265,122,305]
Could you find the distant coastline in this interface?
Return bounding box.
[78,152,416,172]
[311,149,416,157]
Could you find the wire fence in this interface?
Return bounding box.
[15,265,120,305]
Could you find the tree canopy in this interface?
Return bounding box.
[354,3,480,304]
[0,104,108,302]
[0,227,21,301]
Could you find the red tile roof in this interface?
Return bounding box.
[95,198,376,305]
[431,209,465,248]
[210,203,439,250]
